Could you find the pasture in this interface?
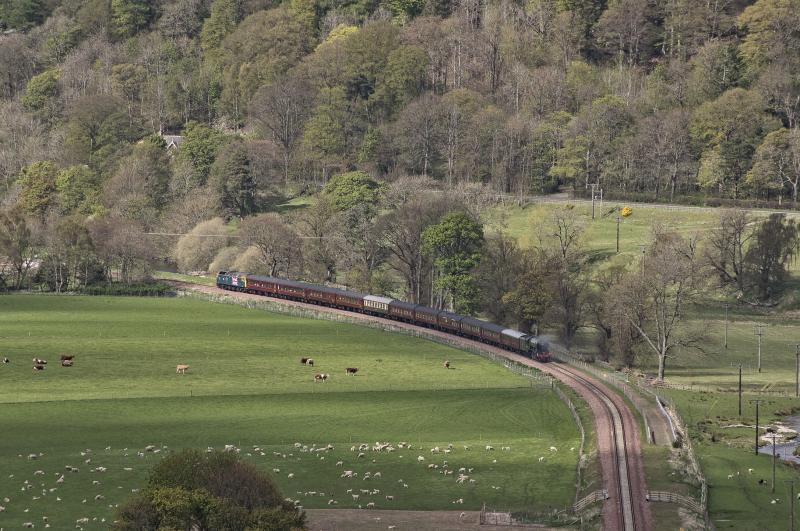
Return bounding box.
[0,295,580,529]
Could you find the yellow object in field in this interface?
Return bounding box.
[621,207,633,217]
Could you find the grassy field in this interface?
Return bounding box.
[0,295,580,529]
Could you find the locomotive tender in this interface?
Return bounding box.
[216,271,551,362]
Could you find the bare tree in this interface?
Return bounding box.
[614,227,706,381]
[0,207,38,289]
[239,213,303,278]
[249,74,313,184]
[378,195,451,304]
[173,217,231,272]
[705,209,751,292]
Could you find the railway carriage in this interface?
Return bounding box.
[460,316,483,339]
[388,300,416,321]
[335,290,366,311]
[413,305,440,327]
[363,295,392,315]
[307,285,338,305]
[478,321,505,345]
[437,311,463,333]
[501,328,529,352]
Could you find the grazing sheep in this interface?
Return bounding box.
[549,446,558,452]
[444,360,450,369]
[417,456,424,462]
[366,502,375,508]
[748,468,754,474]
[352,494,359,500]
[385,495,394,500]
[538,457,545,462]
[485,445,494,451]
[336,461,343,467]
[403,483,408,488]
[287,473,294,479]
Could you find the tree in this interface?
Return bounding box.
[21,69,60,116]
[56,165,101,214]
[200,0,240,52]
[612,228,706,381]
[705,209,752,293]
[422,211,484,314]
[379,195,450,304]
[103,142,171,225]
[17,161,58,217]
[0,207,37,289]
[178,122,227,186]
[239,213,303,277]
[208,141,256,218]
[746,128,800,203]
[174,218,231,272]
[249,75,313,183]
[110,0,152,40]
[394,94,445,177]
[88,215,156,283]
[298,196,339,283]
[738,0,800,76]
[501,251,552,333]
[115,449,304,531]
[743,213,799,300]
[322,171,384,211]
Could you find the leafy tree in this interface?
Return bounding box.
[208,141,256,218]
[0,207,37,289]
[56,165,101,214]
[746,128,800,202]
[501,253,551,333]
[422,211,484,314]
[178,122,227,186]
[200,0,240,52]
[238,213,303,277]
[322,170,384,211]
[738,0,800,76]
[0,0,49,30]
[17,160,58,216]
[21,69,60,112]
[110,0,152,40]
[744,213,799,300]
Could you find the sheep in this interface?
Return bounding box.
[727,474,734,479]
[538,456,545,462]
[23,522,34,528]
[358,452,365,459]
[748,468,754,474]
[549,446,558,452]
[366,502,376,508]
[287,473,295,479]
[403,483,408,488]
[352,494,360,500]
[385,495,394,500]
[417,456,425,462]
[485,445,494,451]
[336,461,344,467]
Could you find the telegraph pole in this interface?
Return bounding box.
[588,183,600,220]
[768,433,778,493]
[787,480,797,531]
[738,364,743,417]
[616,210,621,254]
[795,344,800,398]
[724,302,729,349]
[751,399,764,455]
[754,325,765,373]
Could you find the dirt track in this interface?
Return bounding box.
[170,281,652,530]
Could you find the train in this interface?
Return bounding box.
[216,271,551,362]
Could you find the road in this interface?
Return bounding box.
[169,280,653,530]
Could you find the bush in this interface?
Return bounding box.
[115,449,305,531]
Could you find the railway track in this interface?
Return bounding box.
[170,279,652,530]
[547,363,637,531]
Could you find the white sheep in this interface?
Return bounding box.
[485,445,494,451]
[417,456,425,462]
[549,446,558,452]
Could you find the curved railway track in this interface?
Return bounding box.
[170,280,652,530]
[547,363,638,531]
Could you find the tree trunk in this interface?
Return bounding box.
[657,351,666,381]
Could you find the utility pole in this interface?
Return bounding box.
[738,364,743,417]
[795,344,800,398]
[724,302,729,349]
[768,433,778,493]
[787,480,796,531]
[754,325,765,373]
[588,183,600,220]
[616,210,621,254]
[751,399,764,455]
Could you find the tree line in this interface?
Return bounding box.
[1,0,800,209]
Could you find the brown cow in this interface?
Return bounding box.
[60,355,74,361]
[300,357,309,364]
[61,359,73,367]
[345,367,358,375]
[176,364,190,375]
[314,373,328,383]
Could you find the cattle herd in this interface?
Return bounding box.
[14,354,76,371]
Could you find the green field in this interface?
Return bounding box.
[0,295,580,529]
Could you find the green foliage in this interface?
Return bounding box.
[17,160,58,216]
[22,69,60,111]
[422,211,484,314]
[56,165,101,214]
[322,170,384,211]
[110,0,152,39]
[744,213,799,299]
[0,0,49,29]
[738,0,800,75]
[200,0,240,51]
[178,122,227,186]
[302,87,349,163]
[386,0,425,23]
[209,141,256,218]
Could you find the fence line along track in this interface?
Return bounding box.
[547,363,637,531]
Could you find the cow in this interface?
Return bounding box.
[33,357,47,365]
[314,373,328,383]
[176,364,190,375]
[300,357,310,365]
[60,354,74,361]
[2,357,8,364]
[61,359,73,367]
[345,367,358,375]
[305,358,315,367]
[444,360,450,369]
[33,364,45,372]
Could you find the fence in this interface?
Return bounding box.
[573,489,608,513]
[550,349,715,529]
[647,491,704,514]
